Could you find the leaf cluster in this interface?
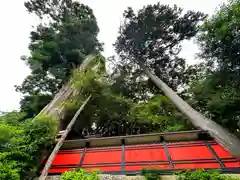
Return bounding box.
[61,169,100,180]
[0,113,58,179]
[177,170,240,180]
[188,0,240,136]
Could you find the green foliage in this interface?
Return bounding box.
[189,73,240,135]
[142,168,162,180]
[6,0,240,178]
[177,170,240,180]
[0,162,20,180]
[63,65,191,138]
[61,169,100,180]
[189,0,240,136]
[20,94,53,118]
[0,123,23,150]
[17,0,102,119]
[24,3,101,77]
[0,113,58,179]
[58,51,191,138]
[60,99,85,131]
[143,173,161,180]
[20,0,195,141]
[198,0,240,72]
[114,3,205,92]
[0,111,26,125]
[30,115,59,145]
[71,56,106,93]
[71,67,103,96]
[111,3,206,135]
[130,95,190,132]
[15,72,61,95]
[7,0,236,179]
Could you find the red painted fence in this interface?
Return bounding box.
[45,141,240,174]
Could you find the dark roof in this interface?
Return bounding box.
[61,130,210,149]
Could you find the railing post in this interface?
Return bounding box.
[121,139,125,175]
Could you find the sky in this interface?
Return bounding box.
[0,0,225,112]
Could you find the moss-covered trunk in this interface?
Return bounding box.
[35,55,95,123]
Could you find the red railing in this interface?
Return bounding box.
[44,140,240,174]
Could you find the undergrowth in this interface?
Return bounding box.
[142,169,240,180]
[177,169,240,180]
[61,169,100,180]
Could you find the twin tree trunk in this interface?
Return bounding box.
[140,63,240,157]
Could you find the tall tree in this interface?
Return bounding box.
[17,0,102,118]
[114,3,240,156]
[115,4,205,91]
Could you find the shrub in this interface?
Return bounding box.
[61,169,100,180]
[177,169,240,180]
[0,113,58,179]
[33,115,59,139]
[141,167,161,180]
[143,173,161,180]
[0,162,20,180]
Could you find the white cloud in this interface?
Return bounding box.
[0,0,225,111]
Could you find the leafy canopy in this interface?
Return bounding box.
[189,0,240,136]
[114,3,205,91]
[17,0,102,118]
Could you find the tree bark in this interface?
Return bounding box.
[35,55,94,179]
[39,95,92,180]
[140,63,240,157]
[35,55,95,120]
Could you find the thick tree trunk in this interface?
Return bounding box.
[35,55,95,120]
[39,95,92,180]
[140,63,240,157]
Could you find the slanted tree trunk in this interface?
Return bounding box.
[39,95,92,180]
[35,55,95,179]
[140,63,240,157]
[35,55,95,120]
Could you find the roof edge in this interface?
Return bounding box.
[61,130,211,149]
